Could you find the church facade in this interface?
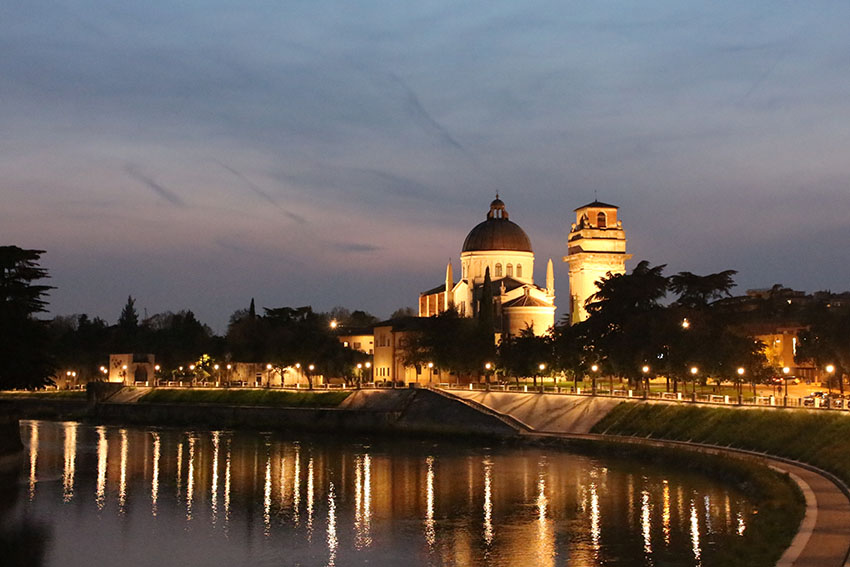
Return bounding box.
[419,198,556,336]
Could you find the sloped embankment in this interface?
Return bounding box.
[593,402,850,488]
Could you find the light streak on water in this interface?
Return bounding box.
[663,480,671,546]
[591,482,601,552]
[95,426,107,510]
[363,453,372,544]
[704,495,712,534]
[151,432,160,517]
[690,499,701,564]
[264,449,272,536]
[28,422,38,501]
[424,456,436,549]
[737,511,747,536]
[176,441,183,500]
[210,432,219,524]
[483,457,493,547]
[293,445,301,525]
[307,456,315,541]
[641,489,652,556]
[535,459,554,567]
[118,429,128,514]
[62,422,77,502]
[224,439,232,530]
[327,481,338,567]
[186,436,195,522]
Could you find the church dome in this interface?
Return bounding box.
[462,197,533,253]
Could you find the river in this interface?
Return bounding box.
[0,420,756,566]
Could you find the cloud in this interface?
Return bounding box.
[123,164,186,207]
[213,159,306,224]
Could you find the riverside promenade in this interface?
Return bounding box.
[445,388,850,567]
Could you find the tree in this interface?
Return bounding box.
[391,306,416,319]
[581,261,669,385]
[0,246,55,389]
[796,298,850,395]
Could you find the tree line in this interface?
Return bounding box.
[400,262,850,395]
[2,246,848,393]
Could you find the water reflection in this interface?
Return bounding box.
[327,481,338,567]
[483,456,493,547]
[16,420,755,567]
[118,429,128,514]
[62,422,77,502]
[28,421,38,501]
[151,432,160,517]
[424,456,435,549]
[96,426,107,510]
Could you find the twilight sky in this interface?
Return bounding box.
[4,1,850,332]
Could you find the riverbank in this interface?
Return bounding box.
[592,402,850,489]
[4,387,842,565]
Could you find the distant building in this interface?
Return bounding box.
[333,327,375,355]
[108,353,156,385]
[373,317,447,386]
[419,197,556,336]
[564,200,631,324]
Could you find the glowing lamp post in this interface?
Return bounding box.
[590,364,599,395]
[427,362,434,385]
[690,366,699,397]
[826,364,836,394]
[641,365,650,396]
[782,366,790,404]
[484,362,493,387]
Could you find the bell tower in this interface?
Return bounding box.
[563,201,632,324]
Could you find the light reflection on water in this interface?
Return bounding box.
[11,420,757,567]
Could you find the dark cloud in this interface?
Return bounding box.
[123,164,186,207]
[213,160,306,224]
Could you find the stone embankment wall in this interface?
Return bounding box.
[3,388,523,438]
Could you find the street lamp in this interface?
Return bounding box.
[365,361,372,385]
[641,365,650,395]
[427,362,434,384]
[736,366,745,399]
[330,319,338,330]
[826,364,836,393]
[783,366,790,403]
[681,318,690,329]
[590,364,599,395]
[484,362,492,385]
[690,366,699,396]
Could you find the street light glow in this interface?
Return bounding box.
[681,318,690,329]
[826,364,835,373]
[782,366,790,375]
[642,365,650,374]
[591,364,599,372]
[330,320,338,329]
[737,367,745,376]
[365,362,371,369]
[427,362,434,368]
[690,366,698,375]
[485,362,492,370]
[538,363,546,371]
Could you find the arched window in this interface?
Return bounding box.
[506,264,513,277]
[494,263,502,277]
[516,264,522,278]
[597,212,607,228]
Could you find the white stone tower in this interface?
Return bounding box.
[563,200,632,324]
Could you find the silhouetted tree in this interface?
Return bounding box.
[0,246,55,389]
